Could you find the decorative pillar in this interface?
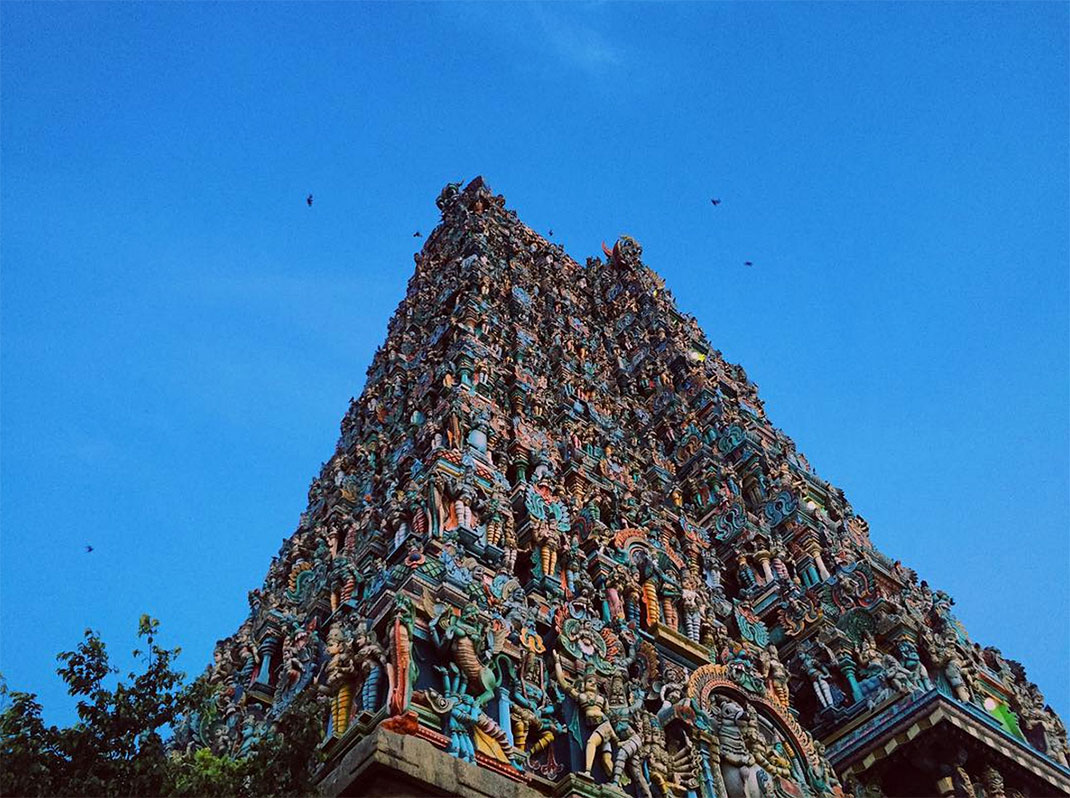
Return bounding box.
[754,547,774,583]
[805,541,831,581]
[458,355,474,387]
[838,650,863,704]
[513,450,529,484]
[736,554,758,591]
[252,634,280,691]
[797,555,820,587]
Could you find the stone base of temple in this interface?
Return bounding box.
[316,727,632,798]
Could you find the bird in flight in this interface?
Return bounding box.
[306,194,313,207]
[413,231,422,238]
[710,198,722,206]
[548,229,554,237]
[85,545,94,553]
[744,261,754,267]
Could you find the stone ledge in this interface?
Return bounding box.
[316,727,638,798]
[317,726,545,798]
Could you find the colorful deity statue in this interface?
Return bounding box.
[799,649,838,710]
[711,697,766,798]
[761,644,791,707]
[430,601,500,706]
[680,568,706,641]
[382,594,418,733]
[632,547,662,627]
[352,621,388,713]
[563,535,585,595]
[895,639,932,693]
[484,492,512,549]
[508,651,562,763]
[323,622,357,736]
[531,516,562,578]
[552,651,617,779]
[427,666,488,764]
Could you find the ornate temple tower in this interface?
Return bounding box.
[181,178,1069,797]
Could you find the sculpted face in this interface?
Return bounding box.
[576,628,598,657]
[720,697,746,721]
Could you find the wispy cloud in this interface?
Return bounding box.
[443,2,625,77]
[527,2,623,74]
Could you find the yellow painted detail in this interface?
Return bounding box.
[474,726,510,763]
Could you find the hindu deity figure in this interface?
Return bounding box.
[895,640,932,692]
[761,644,791,707]
[602,673,648,791]
[327,554,357,611]
[484,493,511,549]
[428,666,486,764]
[604,565,628,623]
[770,538,792,582]
[274,626,312,703]
[640,710,695,798]
[712,697,766,798]
[855,632,882,678]
[1043,708,1070,768]
[926,627,973,703]
[982,765,1006,798]
[444,387,463,450]
[208,642,238,688]
[430,601,499,705]
[701,606,730,656]
[660,567,682,630]
[532,516,562,578]
[632,548,662,627]
[323,622,357,736]
[1018,685,1070,767]
[552,651,617,779]
[509,652,562,762]
[808,740,841,796]
[352,621,388,713]
[643,715,676,798]
[585,501,613,547]
[799,650,837,710]
[383,595,418,732]
[726,644,766,696]
[878,653,915,696]
[680,569,706,642]
[620,562,643,626]
[564,536,585,595]
[445,480,476,532]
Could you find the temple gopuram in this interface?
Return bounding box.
[178,178,1070,797]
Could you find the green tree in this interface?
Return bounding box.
[167,688,327,798]
[240,688,327,797]
[0,686,64,796]
[0,617,327,797]
[9,615,185,796]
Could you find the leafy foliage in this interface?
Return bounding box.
[0,689,63,796]
[0,617,326,797]
[240,689,327,797]
[167,748,246,797]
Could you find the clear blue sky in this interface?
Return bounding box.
[2,2,1067,726]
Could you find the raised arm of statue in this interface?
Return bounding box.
[552,651,578,699]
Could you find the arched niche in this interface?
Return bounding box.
[681,663,833,798]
